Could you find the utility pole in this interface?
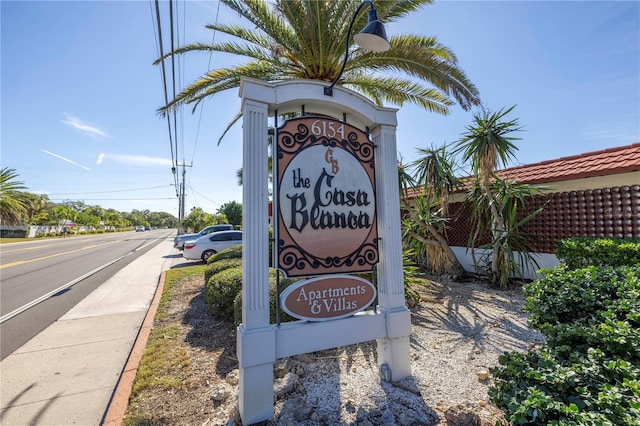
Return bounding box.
[174,162,192,234]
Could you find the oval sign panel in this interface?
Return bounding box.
[281,275,376,321]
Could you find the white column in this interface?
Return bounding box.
[371,123,411,382]
[240,99,270,328]
[238,98,275,424]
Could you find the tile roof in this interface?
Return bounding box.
[403,143,640,199]
[496,143,640,184]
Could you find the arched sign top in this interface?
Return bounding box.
[239,78,398,131]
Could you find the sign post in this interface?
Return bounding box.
[238,78,410,425]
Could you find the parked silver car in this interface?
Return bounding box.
[173,224,234,250]
[183,230,242,262]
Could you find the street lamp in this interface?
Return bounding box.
[324,0,390,97]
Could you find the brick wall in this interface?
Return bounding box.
[445,184,640,254]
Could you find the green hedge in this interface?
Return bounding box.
[489,238,640,424]
[205,267,243,321]
[556,237,640,270]
[204,258,242,284]
[207,244,242,264]
[524,265,640,359]
[490,347,640,424]
[232,270,298,326]
[204,243,299,324]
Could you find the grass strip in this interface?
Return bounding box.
[124,264,207,425]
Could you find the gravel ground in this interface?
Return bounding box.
[125,273,545,425]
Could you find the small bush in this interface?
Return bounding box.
[204,258,242,283]
[232,269,298,326]
[490,347,640,425]
[205,267,243,321]
[525,266,639,330]
[490,241,640,424]
[556,237,640,270]
[207,245,242,264]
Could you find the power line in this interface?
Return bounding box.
[45,185,174,196]
[184,1,222,214]
[189,186,222,208]
[152,0,179,192]
[48,198,175,201]
[169,0,180,178]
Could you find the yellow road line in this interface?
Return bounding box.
[1,244,56,252]
[0,243,110,269]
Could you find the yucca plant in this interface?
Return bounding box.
[454,106,524,286]
[401,145,465,275]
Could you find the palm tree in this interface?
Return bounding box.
[453,106,523,286]
[156,0,480,142]
[0,168,28,226]
[21,192,50,225]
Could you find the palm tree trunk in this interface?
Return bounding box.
[408,226,466,276]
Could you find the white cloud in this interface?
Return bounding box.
[60,113,110,139]
[41,149,92,171]
[96,153,105,165]
[106,153,173,167]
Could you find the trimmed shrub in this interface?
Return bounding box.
[207,245,242,264]
[206,262,299,325]
[556,237,640,270]
[490,253,640,423]
[524,266,640,341]
[205,267,243,321]
[232,269,298,326]
[204,258,242,284]
[489,347,640,425]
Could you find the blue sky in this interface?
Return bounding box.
[2,1,638,218]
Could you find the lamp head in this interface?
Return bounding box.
[353,8,390,52]
[323,1,390,96]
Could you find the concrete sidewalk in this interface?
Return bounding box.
[0,239,180,425]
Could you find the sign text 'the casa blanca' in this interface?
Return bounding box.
[275,116,379,278]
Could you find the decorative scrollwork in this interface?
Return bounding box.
[277,117,374,165]
[278,238,378,277]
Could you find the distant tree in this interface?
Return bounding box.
[77,205,103,228]
[182,208,214,232]
[218,201,242,228]
[103,208,128,229]
[22,193,50,225]
[0,168,28,226]
[127,210,150,226]
[49,205,75,227]
[155,211,178,228]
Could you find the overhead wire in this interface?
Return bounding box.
[169,0,180,176]
[48,197,175,202]
[151,0,180,195]
[46,185,174,196]
[153,0,224,215]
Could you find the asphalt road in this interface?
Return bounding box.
[0,229,175,359]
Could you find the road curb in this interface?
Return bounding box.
[102,270,167,426]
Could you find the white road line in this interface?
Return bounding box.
[0,239,161,324]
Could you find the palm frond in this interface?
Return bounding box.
[217,111,243,146]
[348,75,454,113]
[156,0,481,143]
